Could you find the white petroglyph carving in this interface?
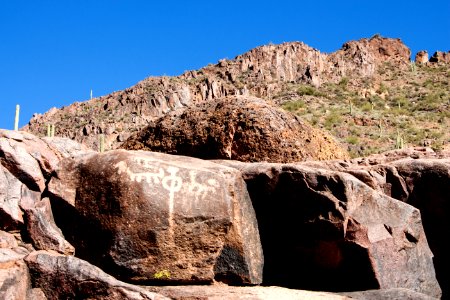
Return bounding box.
[188,171,219,202]
[115,160,165,184]
[115,157,220,204]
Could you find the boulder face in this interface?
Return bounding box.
[25,250,170,300]
[121,96,349,163]
[0,130,78,253]
[217,160,441,298]
[300,148,450,299]
[47,150,263,285]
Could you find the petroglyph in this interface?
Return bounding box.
[115,157,222,215]
[188,171,220,202]
[115,160,165,184]
[162,166,182,235]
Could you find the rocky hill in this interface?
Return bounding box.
[23,36,449,156]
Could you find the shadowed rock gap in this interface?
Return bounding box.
[243,170,380,292]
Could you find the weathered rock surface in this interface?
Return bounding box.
[0,164,26,230]
[0,230,38,300]
[121,96,349,162]
[302,148,450,298]
[0,130,75,253]
[21,197,75,255]
[48,150,263,284]
[148,286,439,300]
[147,285,351,300]
[415,50,429,64]
[217,160,441,297]
[341,288,438,300]
[23,37,413,150]
[429,51,450,64]
[25,250,169,300]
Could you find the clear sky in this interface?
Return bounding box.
[1,0,449,130]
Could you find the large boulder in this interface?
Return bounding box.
[217,160,441,298]
[47,150,263,284]
[0,130,76,254]
[302,149,450,298]
[121,96,349,163]
[25,250,169,300]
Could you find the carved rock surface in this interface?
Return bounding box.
[25,250,169,300]
[24,37,412,150]
[217,160,441,298]
[48,150,263,284]
[121,96,349,162]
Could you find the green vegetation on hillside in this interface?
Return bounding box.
[280,63,450,157]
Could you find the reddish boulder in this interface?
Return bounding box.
[0,130,75,253]
[217,160,441,298]
[48,150,263,285]
[20,196,75,255]
[121,96,349,162]
[25,250,169,300]
[302,150,450,298]
[0,165,25,230]
[0,230,38,300]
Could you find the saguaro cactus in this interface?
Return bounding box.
[47,124,56,137]
[14,105,20,131]
[99,134,105,152]
[395,130,404,149]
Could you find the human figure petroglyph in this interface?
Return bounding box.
[162,166,182,200]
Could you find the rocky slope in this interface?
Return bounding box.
[23,36,449,156]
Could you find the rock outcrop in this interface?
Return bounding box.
[415,50,429,64]
[0,130,447,298]
[301,148,450,298]
[0,130,79,255]
[25,250,170,300]
[23,37,413,150]
[121,96,349,162]
[217,159,442,297]
[47,150,263,285]
[429,51,450,64]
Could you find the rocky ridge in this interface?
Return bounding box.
[23,36,440,154]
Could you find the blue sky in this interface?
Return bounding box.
[1,0,449,130]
